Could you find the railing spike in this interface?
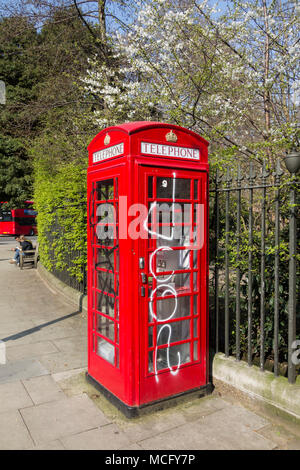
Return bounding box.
[236,163,244,184]
[247,161,256,182]
[260,160,270,180]
[225,167,232,185]
[273,158,284,180]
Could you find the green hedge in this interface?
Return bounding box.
[34,158,87,282]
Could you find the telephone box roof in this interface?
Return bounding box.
[88,121,209,149]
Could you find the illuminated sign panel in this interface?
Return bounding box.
[141,142,200,160]
[93,143,124,163]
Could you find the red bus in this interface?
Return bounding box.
[0,201,37,236]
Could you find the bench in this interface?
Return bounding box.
[19,243,39,270]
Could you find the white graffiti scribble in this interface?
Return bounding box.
[154,324,181,382]
[144,173,181,381]
[149,246,174,283]
[149,283,178,323]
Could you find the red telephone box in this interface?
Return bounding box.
[86,121,211,417]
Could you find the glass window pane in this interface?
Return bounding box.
[155,295,191,321]
[157,177,191,199]
[193,295,198,316]
[156,320,190,346]
[115,250,119,272]
[97,179,114,200]
[116,322,119,344]
[154,233,191,248]
[156,177,174,199]
[148,326,154,348]
[97,315,115,341]
[97,291,115,317]
[114,178,119,199]
[156,273,191,295]
[193,250,198,268]
[194,180,198,200]
[96,248,118,272]
[156,343,190,370]
[193,341,199,361]
[149,223,190,245]
[148,176,154,198]
[115,297,119,321]
[97,271,114,295]
[193,317,199,338]
[176,296,191,319]
[155,249,190,272]
[193,272,198,291]
[96,204,116,243]
[0,209,12,222]
[115,347,119,368]
[97,337,115,364]
[149,203,191,224]
[148,351,154,373]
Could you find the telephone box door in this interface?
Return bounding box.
[87,166,126,402]
[138,165,208,405]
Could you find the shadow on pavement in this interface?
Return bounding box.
[1,310,82,343]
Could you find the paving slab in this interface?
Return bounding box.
[0,410,34,450]
[38,349,87,374]
[287,439,300,450]
[117,408,189,442]
[0,319,36,333]
[209,402,268,431]
[0,358,49,384]
[52,368,86,383]
[6,340,59,361]
[22,375,66,405]
[256,423,298,450]
[61,423,133,450]
[180,396,229,421]
[34,440,65,450]
[52,335,87,354]
[22,323,83,343]
[20,393,110,445]
[0,380,33,412]
[31,312,87,329]
[138,405,276,450]
[0,320,39,346]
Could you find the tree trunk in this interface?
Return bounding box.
[98,0,106,45]
[262,0,271,135]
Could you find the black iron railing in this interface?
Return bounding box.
[45,203,87,295]
[49,246,87,294]
[209,160,299,383]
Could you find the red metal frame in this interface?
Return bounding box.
[87,122,209,412]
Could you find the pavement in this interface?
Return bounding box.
[0,236,300,450]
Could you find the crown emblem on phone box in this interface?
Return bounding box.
[165,130,177,143]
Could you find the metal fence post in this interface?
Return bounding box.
[288,176,297,384]
[247,162,256,367]
[235,165,243,362]
[260,161,269,371]
[273,159,283,377]
[214,170,220,354]
[225,168,232,357]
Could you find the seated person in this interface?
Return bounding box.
[9,235,33,265]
